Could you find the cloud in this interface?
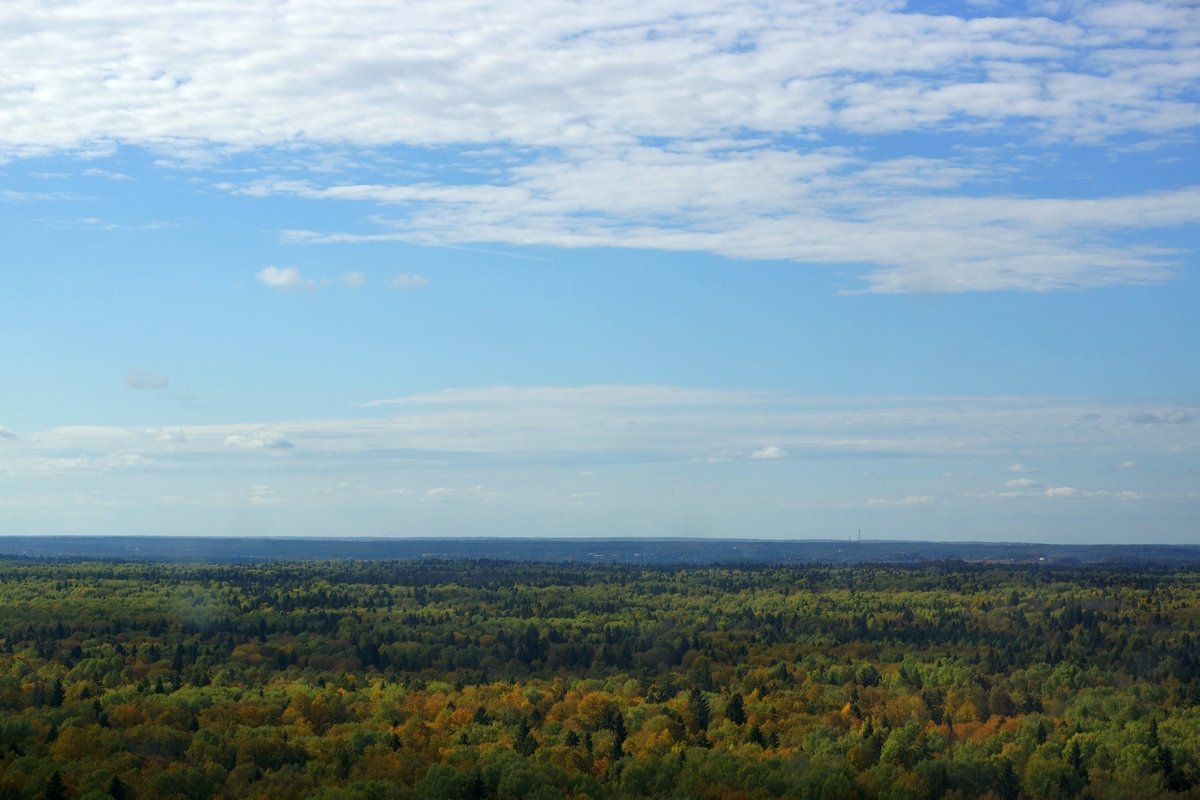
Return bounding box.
[0,387,1190,540]
[23,453,153,474]
[257,265,312,290]
[692,450,736,464]
[1128,410,1191,424]
[0,189,59,203]
[224,431,294,450]
[9,390,1197,473]
[257,266,368,290]
[125,369,169,390]
[0,427,14,440]
[82,168,133,181]
[867,495,936,507]
[1113,460,1137,470]
[751,445,787,460]
[101,454,153,470]
[391,273,429,290]
[155,428,187,444]
[1004,478,1041,488]
[248,485,279,506]
[3,0,1196,154]
[1,1,1196,293]
[272,166,1200,293]
[1043,486,1142,500]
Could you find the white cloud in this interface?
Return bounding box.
[82,168,133,181]
[0,427,14,440]
[3,0,1195,155]
[0,189,58,203]
[0,387,1192,538]
[1114,460,1137,470]
[1,1,1196,293]
[1043,486,1142,500]
[2,389,1196,498]
[257,267,371,291]
[155,428,187,444]
[23,453,152,474]
[868,494,936,507]
[101,454,153,470]
[391,273,429,290]
[224,431,294,450]
[257,265,312,290]
[269,165,1200,293]
[1007,462,1036,473]
[125,369,169,390]
[692,450,736,464]
[751,445,787,460]
[248,485,279,506]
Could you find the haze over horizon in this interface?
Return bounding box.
[1,0,1197,543]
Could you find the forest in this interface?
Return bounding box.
[0,557,1196,799]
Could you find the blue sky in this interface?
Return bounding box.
[1,0,1197,542]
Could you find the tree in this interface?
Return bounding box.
[725,692,746,726]
[45,771,66,800]
[686,688,711,746]
[513,720,538,757]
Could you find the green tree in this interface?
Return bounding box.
[45,771,66,800]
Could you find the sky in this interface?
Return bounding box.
[1,0,1198,543]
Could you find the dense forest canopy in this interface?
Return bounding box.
[0,558,1197,799]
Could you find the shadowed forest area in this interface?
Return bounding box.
[0,559,1197,799]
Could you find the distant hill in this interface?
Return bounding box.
[0,535,1197,565]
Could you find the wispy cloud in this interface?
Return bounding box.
[2,1,1195,292]
[263,169,1200,293]
[391,273,429,290]
[1128,410,1191,424]
[1,387,1192,538]
[7,388,1196,472]
[82,168,133,181]
[1043,486,1141,500]
[869,495,936,507]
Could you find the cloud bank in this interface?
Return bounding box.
[2,0,1196,292]
[2,386,1193,539]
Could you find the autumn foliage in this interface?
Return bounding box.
[0,559,1197,799]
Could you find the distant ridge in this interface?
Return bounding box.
[1,536,1197,565]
